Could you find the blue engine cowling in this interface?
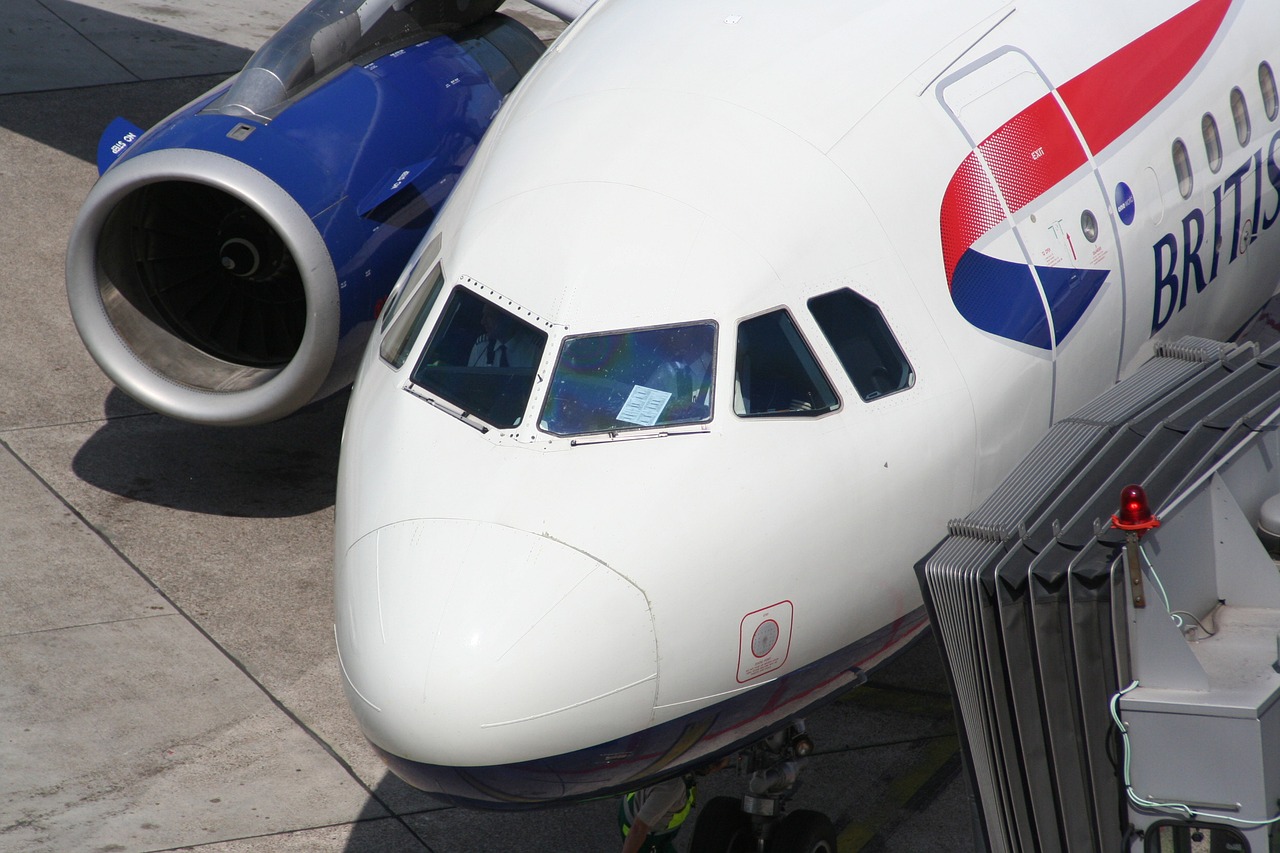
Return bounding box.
[66,1,542,426]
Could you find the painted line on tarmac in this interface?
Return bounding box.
[832,684,961,852]
[836,733,961,851]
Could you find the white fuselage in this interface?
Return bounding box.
[335,0,1280,804]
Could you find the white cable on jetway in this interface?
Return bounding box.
[1109,548,1280,826]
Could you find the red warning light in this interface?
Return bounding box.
[1111,484,1160,533]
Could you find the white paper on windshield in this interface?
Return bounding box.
[617,385,671,426]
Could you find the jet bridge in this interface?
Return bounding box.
[918,336,1280,853]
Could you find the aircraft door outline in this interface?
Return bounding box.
[938,47,1126,421]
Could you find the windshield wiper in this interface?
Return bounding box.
[403,382,490,433]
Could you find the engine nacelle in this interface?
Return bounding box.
[67,1,542,425]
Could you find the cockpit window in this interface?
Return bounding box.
[381,233,442,334]
[380,264,445,369]
[539,323,716,436]
[409,287,547,428]
[733,309,839,417]
[807,289,914,401]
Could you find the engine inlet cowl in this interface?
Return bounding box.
[67,148,340,426]
[107,181,306,369]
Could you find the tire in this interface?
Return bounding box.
[688,796,754,853]
[769,810,836,853]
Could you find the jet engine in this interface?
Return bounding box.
[66,0,543,426]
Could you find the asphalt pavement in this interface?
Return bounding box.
[0,2,980,850]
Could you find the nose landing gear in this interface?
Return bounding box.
[687,722,837,853]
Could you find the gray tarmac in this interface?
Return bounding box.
[0,2,980,851]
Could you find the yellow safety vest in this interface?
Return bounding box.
[619,781,696,836]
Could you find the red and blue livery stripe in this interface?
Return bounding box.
[940,0,1232,348]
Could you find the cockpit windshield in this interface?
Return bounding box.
[539,323,716,436]
[410,287,547,429]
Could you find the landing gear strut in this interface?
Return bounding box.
[688,722,836,853]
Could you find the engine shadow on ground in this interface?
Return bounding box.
[71,387,348,518]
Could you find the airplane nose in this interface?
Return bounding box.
[335,519,659,767]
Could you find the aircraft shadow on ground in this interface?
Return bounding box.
[71,388,348,518]
[343,775,446,853]
[0,1,249,163]
[341,772,625,853]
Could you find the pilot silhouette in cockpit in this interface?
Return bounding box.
[468,304,539,369]
[646,330,713,421]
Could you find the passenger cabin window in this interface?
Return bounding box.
[1201,113,1223,173]
[734,310,838,417]
[807,289,913,401]
[1172,138,1194,199]
[539,323,716,435]
[380,265,445,368]
[1260,62,1279,122]
[1231,87,1252,146]
[410,287,547,428]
